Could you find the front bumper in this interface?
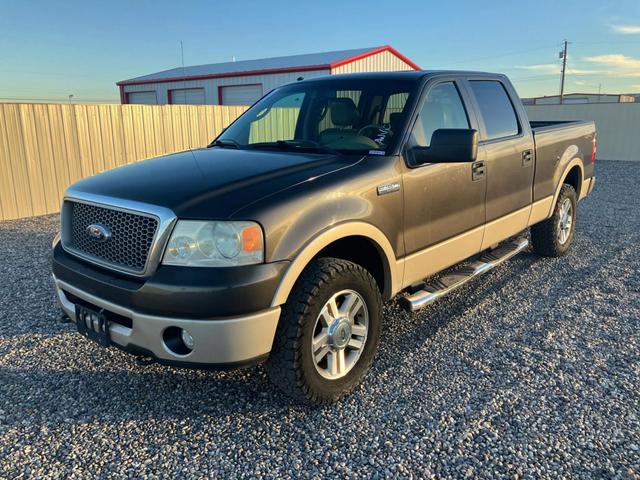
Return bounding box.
[52,242,288,318]
[54,274,281,367]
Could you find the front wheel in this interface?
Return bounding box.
[531,184,577,257]
[266,258,382,405]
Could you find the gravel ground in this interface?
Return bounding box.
[0,160,639,479]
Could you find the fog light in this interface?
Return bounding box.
[162,326,194,355]
[181,329,195,350]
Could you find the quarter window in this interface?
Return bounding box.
[469,81,520,140]
[412,82,469,147]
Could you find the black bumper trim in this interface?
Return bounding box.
[52,242,288,318]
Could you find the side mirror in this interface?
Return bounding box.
[408,129,478,165]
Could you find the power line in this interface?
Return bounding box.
[448,43,563,66]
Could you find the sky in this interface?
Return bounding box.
[1,0,639,102]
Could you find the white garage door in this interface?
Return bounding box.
[127,91,158,104]
[170,88,206,105]
[220,84,263,105]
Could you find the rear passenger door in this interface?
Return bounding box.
[464,79,535,248]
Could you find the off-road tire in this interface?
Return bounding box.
[265,258,382,405]
[531,184,577,257]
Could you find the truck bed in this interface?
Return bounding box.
[530,119,596,203]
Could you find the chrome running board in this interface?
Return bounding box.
[398,238,529,312]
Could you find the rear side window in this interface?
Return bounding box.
[469,81,520,140]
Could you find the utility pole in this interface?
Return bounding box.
[559,40,568,104]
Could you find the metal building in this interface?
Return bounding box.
[117,45,420,106]
[522,93,637,105]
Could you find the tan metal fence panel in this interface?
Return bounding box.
[0,103,248,221]
[525,103,640,161]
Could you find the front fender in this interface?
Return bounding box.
[233,155,405,306]
[270,221,402,307]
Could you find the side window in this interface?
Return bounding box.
[412,82,469,147]
[382,92,410,123]
[249,92,305,143]
[469,81,520,140]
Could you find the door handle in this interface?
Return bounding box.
[472,161,485,181]
[522,149,533,166]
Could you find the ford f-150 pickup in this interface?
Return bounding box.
[52,71,596,404]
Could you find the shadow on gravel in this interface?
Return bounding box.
[0,363,298,426]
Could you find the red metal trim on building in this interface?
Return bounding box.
[217,83,263,106]
[167,89,173,104]
[116,46,421,87]
[329,45,421,70]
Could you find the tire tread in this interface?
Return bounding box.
[266,257,381,405]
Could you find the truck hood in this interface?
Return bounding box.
[67,147,362,218]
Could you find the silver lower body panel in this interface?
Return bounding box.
[53,275,281,365]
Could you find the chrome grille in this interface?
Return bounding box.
[65,201,159,273]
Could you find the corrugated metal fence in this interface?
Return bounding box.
[525,103,640,162]
[0,103,248,221]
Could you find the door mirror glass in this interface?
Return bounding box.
[408,128,478,165]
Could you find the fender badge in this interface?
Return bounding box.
[377,182,400,196]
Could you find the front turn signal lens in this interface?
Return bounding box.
[242,225,263,252]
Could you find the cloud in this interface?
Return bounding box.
[612,24,640,34]
[585,54,640,76]
[517,64,597,75]
[518,64,559,73]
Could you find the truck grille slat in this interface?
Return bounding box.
[66,201,159,273]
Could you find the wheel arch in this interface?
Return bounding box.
[550,158,584,215]
[563,164,583,198]
[270,222,401,306]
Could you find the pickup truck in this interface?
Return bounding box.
[52,71,596,404]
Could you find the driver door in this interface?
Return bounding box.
[402,80,487,285]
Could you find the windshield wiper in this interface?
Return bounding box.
[208,139,241,149]
[252,140,341,155]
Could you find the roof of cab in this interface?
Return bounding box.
[296,70,499,83]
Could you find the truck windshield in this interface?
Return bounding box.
[214,78,417,155]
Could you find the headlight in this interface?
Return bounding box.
[162,220,264,267]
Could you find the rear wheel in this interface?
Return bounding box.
[531,184,577,257]
[266,258,382,405]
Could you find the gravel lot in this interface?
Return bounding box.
[1,160,639,479]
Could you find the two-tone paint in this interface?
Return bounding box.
[52,71,596,368]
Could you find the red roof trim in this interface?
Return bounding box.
[117,46,420,87]
[330,45,421,70]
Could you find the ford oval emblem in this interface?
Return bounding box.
[86,223,111,243]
